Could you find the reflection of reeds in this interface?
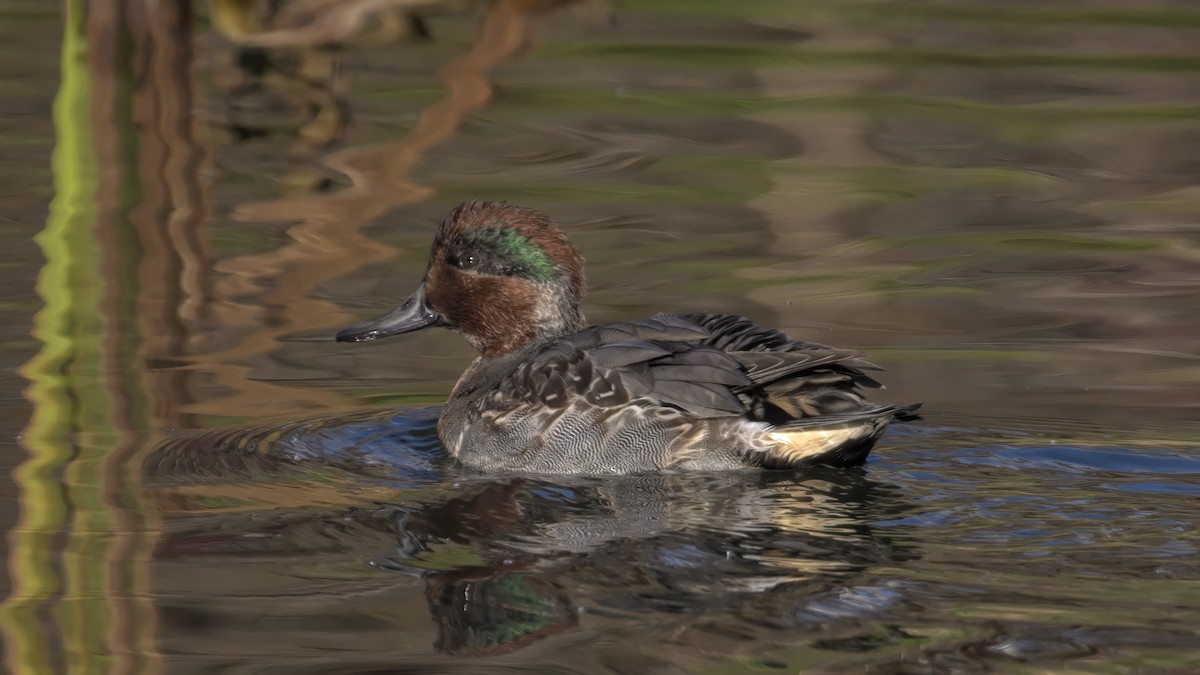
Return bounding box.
[191,0,556,417]
[0,4,92,666]
[4,1,211,673]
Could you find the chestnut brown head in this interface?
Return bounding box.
[337,201,587,357]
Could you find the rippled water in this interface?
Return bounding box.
[2,1,1199,672]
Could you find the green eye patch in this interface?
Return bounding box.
[454,227,556,282]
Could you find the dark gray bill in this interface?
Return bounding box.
[336,283,442,342]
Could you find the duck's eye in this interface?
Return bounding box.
[453,252,481,270]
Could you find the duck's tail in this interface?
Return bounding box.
[892,402,923,422]
[756,403,921,469]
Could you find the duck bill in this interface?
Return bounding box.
[336,283,442,343]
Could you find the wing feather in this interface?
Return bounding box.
[499,313,915,426]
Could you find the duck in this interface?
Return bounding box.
[336,201,920,474]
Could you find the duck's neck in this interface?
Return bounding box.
[530,281,587,338]
[472,284,586,358]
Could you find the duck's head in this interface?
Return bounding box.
[336,201,587,357]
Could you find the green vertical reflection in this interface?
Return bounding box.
[1,0,95,671]
[2,1,152,673]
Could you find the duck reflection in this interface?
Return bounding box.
[372,471,911,655]
[152,408,911,658]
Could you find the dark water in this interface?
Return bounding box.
[3,1,1200,672]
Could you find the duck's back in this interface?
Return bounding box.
[439,313,917,474]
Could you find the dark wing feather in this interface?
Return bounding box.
[731,350,880,389]
[577,317,711,346]
[674,312,803,351]
[680,312,883,381]
[503,312,917,424]
[590,340,673,368]
[503,321,746,418]
[674,313,915,423]
[648,364,749,387]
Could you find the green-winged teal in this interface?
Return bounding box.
[337,201,919,474]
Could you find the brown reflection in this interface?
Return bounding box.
[88,0,211,430]
[189,0,567,417]
[92,3,212,673]
[124,3,214,429]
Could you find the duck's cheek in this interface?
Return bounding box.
[426,268,498,334]
[424,267,464,325]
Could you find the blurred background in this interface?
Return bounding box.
[1,1,1199,672]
